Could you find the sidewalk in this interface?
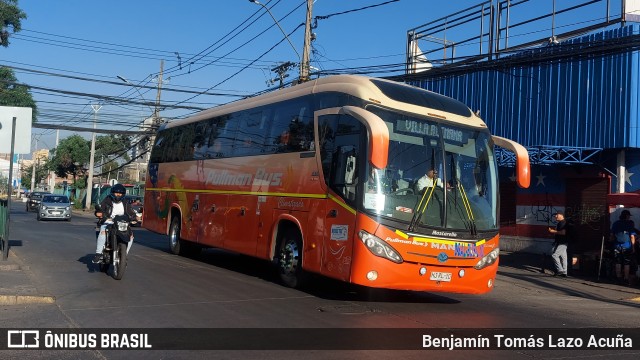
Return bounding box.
[498,251,640,302]
[0,249,55,305]
[0,207,93,305]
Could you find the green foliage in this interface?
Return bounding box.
[20,161,49,189]
[95,134,131,163]
[0,66,38,122]
[50,135,90,184]
[0,0,26,47]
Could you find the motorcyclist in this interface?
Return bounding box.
[92,184,139,263]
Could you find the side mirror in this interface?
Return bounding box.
[70,201,75,206]
[94,204,101,211]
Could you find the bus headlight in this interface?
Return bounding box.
[474,248,500,270]
[358,230,403,264]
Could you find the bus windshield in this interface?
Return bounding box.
[362,107,498,233]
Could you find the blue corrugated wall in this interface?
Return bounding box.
[411,25,640,149]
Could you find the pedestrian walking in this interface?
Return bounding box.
[548,212,569,277]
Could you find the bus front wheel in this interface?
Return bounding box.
[169,217,183,255]
[277,228,305,288]
[169,216,200,257]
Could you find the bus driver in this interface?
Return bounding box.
[417,169,443,193]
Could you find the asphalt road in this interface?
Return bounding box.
[2,200,640,359]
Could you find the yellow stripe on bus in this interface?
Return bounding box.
[146,187,327,199]
[327,194,356,215]
[412,237,486,246]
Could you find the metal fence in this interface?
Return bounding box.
[0,198,8,260]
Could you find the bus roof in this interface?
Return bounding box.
[164,75,485,130]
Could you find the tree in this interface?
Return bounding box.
[0,0,26,47]
[20,161,49,190]
[0,2,35,121]
[50,135,90,189]
[95,134,131,164]
[0,67,37,122]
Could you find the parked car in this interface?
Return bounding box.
[37,195,72,221]
[26,191,51,212]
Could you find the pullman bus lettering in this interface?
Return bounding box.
[204,168,283,187]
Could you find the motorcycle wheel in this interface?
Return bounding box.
[111,243,128,280]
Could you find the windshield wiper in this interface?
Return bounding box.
[408,184,437,232]
[449,153,477,236]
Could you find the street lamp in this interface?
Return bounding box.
[249,0,301,61]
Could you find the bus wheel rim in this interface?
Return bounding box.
[280,239,299,275]
[170,225,178,248]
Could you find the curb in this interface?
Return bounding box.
[0,294,56,305]
[0,263,20,271]
[0,251,57,305]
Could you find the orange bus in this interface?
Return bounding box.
[143,75,529,294]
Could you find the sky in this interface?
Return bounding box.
[0,0,621,157]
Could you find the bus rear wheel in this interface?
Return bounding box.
[277,228,305,288]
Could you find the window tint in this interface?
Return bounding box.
[234,109,270,156]
[319,114,365,205]
[193,120,213,160]
[150,95,317,163]
[266,98,313,153]
[370,79,472,117]
[208,114,237,158]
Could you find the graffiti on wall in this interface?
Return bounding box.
[523,202,605,231]
[564,204,605,231]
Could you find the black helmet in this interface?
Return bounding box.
[110,184,126,203]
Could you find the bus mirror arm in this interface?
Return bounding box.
[492,135,530,188]
[339,106,389,169]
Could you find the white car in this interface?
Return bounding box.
[37,195,72,221]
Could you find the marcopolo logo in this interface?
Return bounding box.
[8,330,40,348]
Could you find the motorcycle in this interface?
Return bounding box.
[95,207,134,280]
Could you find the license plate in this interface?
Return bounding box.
[52,211,61,215]
[430,271,452,282]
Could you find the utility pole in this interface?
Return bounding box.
[85,104,102,210]
[299,0,314,83]
[49,129,59,192]
[269,61,295,88]
[153,60,164,129]
[30,138,37,192]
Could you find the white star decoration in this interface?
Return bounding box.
[536,173,546,187]
[626,171,634,186]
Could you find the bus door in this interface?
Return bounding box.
[317,111,364,281]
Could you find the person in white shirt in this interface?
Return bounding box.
[92,184,139,263]
[417,169,443,193]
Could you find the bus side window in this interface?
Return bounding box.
[318,115,338,187]
[319,114,364,205]
[193,121,211,160]
[268,99,312,153]
[208,114,237,158]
